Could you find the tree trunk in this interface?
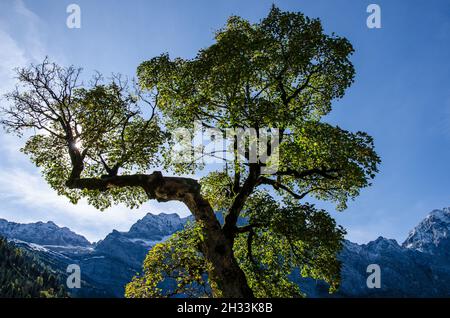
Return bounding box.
[183,191,254,298]
[66,171,254,298]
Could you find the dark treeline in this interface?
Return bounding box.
[0,237,67,298]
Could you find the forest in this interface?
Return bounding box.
[0,237,67,298]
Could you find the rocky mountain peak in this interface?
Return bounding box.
[365,236,401,253]
[126,212,187,240]
[403,207,450,253]
[0,218,91,247]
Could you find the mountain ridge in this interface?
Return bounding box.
[0,212,192,297]
[403,207,450,254]
[1,207,450,297]
[0,218,91,247]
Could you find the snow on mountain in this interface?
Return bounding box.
[126,212,189,240]
[321,207,450,297]
[330,236,450,297]
[128,236,173,247]
[0,212,191,297]
[403,207,450,253]
[4,207,450,298]
[94,213,189,266]
[0,219,91,247]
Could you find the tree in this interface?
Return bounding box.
[1,6,380,298]
[0,237,68,298]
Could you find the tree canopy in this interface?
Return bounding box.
[1,6,380,298]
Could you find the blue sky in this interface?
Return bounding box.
[0,0,449,243]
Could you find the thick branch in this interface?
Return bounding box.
[223,164,260,238]
[65,171,200,202]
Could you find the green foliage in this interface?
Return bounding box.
[199,172,235,211]
[74,83,164,175]
[1,5,381,298]
[278,122,380,211]
[235,192,345,297]
[5,63,165,210]
[22,133,78,202]
[138,5,379,211]
[138,6,354,134]
[126,195,345,298]
[0,237,67,298]
[125,6,377,298]
[125,222,211,298]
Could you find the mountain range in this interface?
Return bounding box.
[1,208,450,297]
[0,213,190,297]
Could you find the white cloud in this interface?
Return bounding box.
[0,167,189,242]
[0,0,190,242]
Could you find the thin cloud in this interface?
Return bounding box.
[0,0,189,242]
[0,167,189,242]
